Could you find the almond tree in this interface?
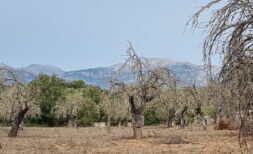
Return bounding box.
[156,81,185,128]
[101,91,130,133]
[53,88,85,127]
[189,0,253,151]
[0,69,40,137]
[0,84,40,137]
[185,85,208,130]
[111,42,173,139]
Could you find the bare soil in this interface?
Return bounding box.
[0,125,241,154]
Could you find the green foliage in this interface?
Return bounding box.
[174,113,181,125]
[77,116,95,126]
[77,102,97,126]
[29,74,66,126]
[0,117,11,126]
[18,75,107,127]
[66,80,85,89]
[203,103,216,120]
[187,112,195,124]
[144,107,162,125]
[83,85,102,104]
[23,122,48,127]
[1,71,221,128]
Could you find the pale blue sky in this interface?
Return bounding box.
[0,0,213,71]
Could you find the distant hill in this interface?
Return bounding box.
[22,64,64,76]
[0,59,218,88]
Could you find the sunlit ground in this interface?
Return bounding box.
[0,124,241,154]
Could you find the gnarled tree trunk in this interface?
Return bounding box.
[195,105,207,130]
[132,113,144,139]
[8,106,28,137]
[19,120,24,130]
[129,95,145,139]
[107,114,111,134]
[67,114,77,127]
[180,106,188,128]
[167,107,176,128]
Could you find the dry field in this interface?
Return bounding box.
[0,125,241,154]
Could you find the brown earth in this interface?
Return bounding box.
[0,125,242,154]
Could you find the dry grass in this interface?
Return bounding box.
[0,125,241,154]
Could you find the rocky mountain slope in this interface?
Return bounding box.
[0,59,218,88]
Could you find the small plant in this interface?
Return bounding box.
[163,135,190,144]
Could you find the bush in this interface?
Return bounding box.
[174,113,181,125]
[144,107,161,125]
[77,100,98,126]
[0,118,11,126]
[24,123,48,127]
[77,116,95,126]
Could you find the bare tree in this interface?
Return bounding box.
[188,0,253,151]
[111,42,173,139]
[185,85,208,130]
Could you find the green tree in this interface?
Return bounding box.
[66,80,85,89]
[29,74,66,126]
[83,85,104,121]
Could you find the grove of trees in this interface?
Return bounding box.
[0,1,252,152]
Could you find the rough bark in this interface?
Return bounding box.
[133,126,142,140]
[195,106,207,130]
[197,115,207,130]
[8,106,29,137]
[180,106,188,128]
[132,113,144,139]
[167,108,176,128]
[106,114,111,133]
[68,114,77,127]
[129,95,145,139]
[19,121,24,131]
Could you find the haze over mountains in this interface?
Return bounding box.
[0,58,218,88]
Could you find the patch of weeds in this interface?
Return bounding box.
[162,135,196,144]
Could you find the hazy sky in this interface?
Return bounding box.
[0,0,212,71]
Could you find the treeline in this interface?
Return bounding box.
[0,74,169,127]
[0,74,216,128]
[0,74,106,127]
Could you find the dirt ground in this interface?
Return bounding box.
[0,125,242,154]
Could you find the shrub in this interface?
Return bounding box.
[77,116,95,126]
[144,107,161,125]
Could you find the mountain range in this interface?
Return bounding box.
[0,58,218,89]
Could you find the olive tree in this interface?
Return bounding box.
[53,88,85,127]
[111,42,173,139]
[189,0,253,151]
